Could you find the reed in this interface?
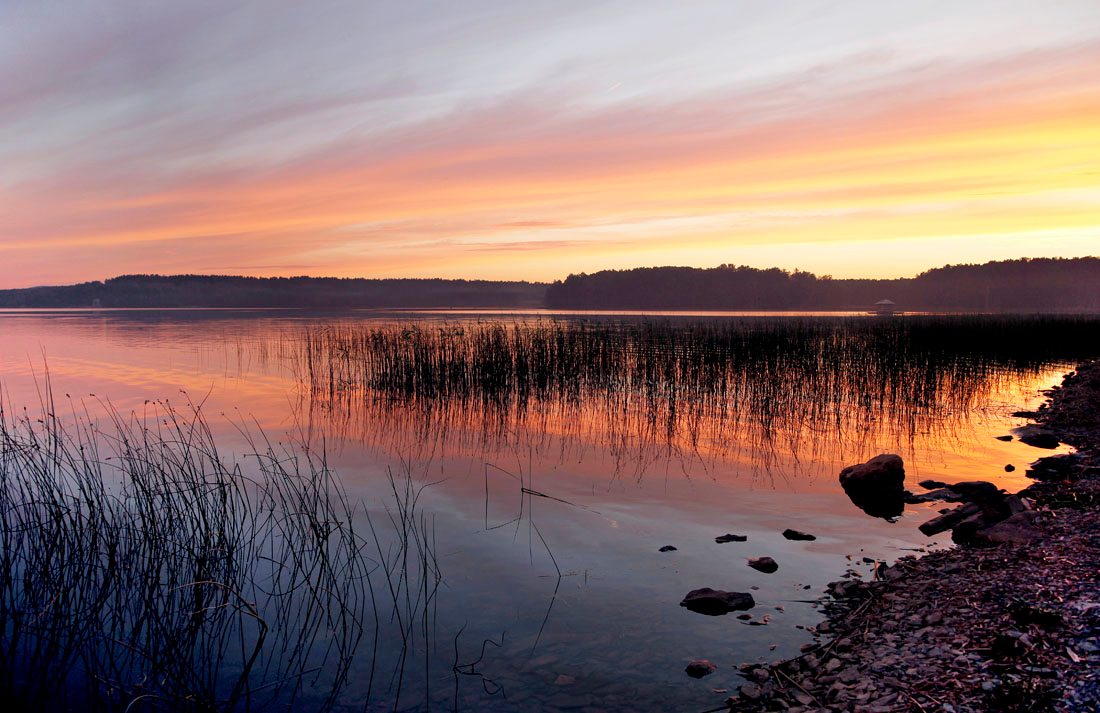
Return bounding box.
[0,386,439,712]
[290,315,1100,473]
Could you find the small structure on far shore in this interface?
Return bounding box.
[870,298,899,316]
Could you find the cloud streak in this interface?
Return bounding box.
[1,1,1098,286]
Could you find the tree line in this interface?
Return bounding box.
[544,257,1100,312]
[0,274,547,309]
[1,257,1096,311]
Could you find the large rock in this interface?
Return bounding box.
[679,587,755,615]
[838,454,906,520]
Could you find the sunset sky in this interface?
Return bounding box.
[1,0,1098,288]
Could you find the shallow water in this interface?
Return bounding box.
[0,309,1085,711]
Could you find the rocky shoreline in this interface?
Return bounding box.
[721,360,1100,713]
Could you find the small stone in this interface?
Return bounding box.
[685,660,716,678]
[739,684,762,700]
[747,556,779,573]
[782,528,816,541]
[658,545,677,552]
[749,668,770,683]
[1004,464,1015,472]
[680,587,755,615]
[995,435,1013,441]
[553,674,575,685]
[716,533,748,543]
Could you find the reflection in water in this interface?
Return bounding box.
[2,311,1098,712]
[288,317,1095,481]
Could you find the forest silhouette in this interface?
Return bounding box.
[0,257,1096,311]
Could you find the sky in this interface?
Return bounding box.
[1,0,1098,288]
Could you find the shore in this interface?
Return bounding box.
[723,360,1100,713]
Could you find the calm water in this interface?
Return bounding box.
[0,309,1087,712]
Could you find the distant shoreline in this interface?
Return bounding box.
[2,257,1098,312]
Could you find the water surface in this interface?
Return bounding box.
[0,309,1090,712]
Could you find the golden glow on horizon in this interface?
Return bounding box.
[2,45,1098,285]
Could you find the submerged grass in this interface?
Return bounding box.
[0,382,442,712]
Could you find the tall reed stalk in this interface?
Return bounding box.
[0,387,403,712]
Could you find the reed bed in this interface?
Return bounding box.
[0,386,442,712]
[291,315,1100,474]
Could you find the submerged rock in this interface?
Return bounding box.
[685,659,717,678]
[918,479,950,489]
[716,533,748,543]
[658,545,677,552]
[839,454,906,520]
[747,556,778,573]
[782,528,816,541]
[680,587,755,615]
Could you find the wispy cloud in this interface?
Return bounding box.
[1,1,1098,286]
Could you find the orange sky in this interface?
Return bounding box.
[1,1,1098,287]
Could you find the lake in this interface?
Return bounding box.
[0,309,1093,712]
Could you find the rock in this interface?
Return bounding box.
[918,503,981,536]
[973,511,1043,545]
[738,665,770,683]
[680,587,755,615]
[1004,494,1031,515]
[782,528,816,541]
[838,454,905,520]
[747,557,779,573]
[947,480,999,501]
[918,479,949,489]
[1029,454,1078,479]
[1005,464,1015,472]
[995,435,1013,441]
[685,660,716,678]
[1011,425,1059,449]
[904,487,963,504]
[1011,410,1040,418]
[715,533,748,543]
[950,512,992,544]
[739,684,762,700]
[828,580,870,598]
[553,674,576,685]
[940,480,1012,520]
[658,545,677,552]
